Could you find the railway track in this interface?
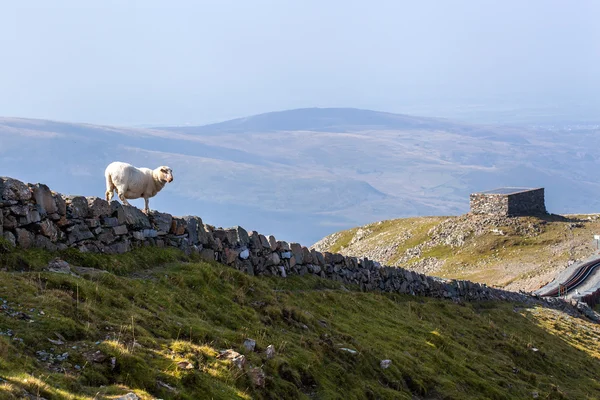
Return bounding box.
[538,258,600,297]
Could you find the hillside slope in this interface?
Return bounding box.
[1,245,600,399]
[312,214,600,292]
[3,108,600,245]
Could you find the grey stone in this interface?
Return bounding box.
[235,226,250,247]
[102,216,120,227]
[217,349,246,370]
[268,235,278,251]
[200,248,215,262]
[280,251,292,259]
[18,208,41,226]
[3,214,17,230]
[302,246,313,264]
[265,344,275,359]
[248,367,265,388]
[97,230,115,244]
[114,393,140,400]
[3,231,16,247]
[67,224,95,244]
[47,258,72,274]
[290,243,303,264]
[0,177,31,202]
[150,212,173,234]
[380,359,392,369]
[278,241,290,251]
[31,183,58,216]
[143,229,158,238]
[87,197,111,218]
[122,205,151,229]
[113,225,128,235]
[279,265,287,278]
[86,218,100,229]
[66,196,89,219]
[37,219,59,242]
[15,228,34,249]
[243,338,256,352]
[259,234,270,249]
[132,231,144,241]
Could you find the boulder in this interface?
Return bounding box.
[30,183,58,216]
[150,212,173,234]
[122,205,151,230]
[290,243,303,264]
[66,196,89,219]
[170,217,186,235]
[15,228,34,249]
[0,177,31,203]
[87,197,111,219]
[37,219,60,242]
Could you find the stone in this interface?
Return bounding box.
[380,359,392,369]
[339,348,358,355]
[143,229,158,238]
[35,235,57,251]
[224,248,239,264]
[122,205,151,230]
[66,196,89,219]
[248,231,261,249]
[266,252,280,267]
[132,231,144,241]
[235,226,250,247]
[31,183,58,216]
[248,367,266,388]
[200,248,215,262]
[18,208,41,226]
[243,338,256,352]
[114,393,140,400]
[113,225,128,235]
[183,216,206,244]
[87,197,111,218]
[47,258,71,274]
[37,220,59,242]
[258,234,270,249]
[217,349,246,369]
[15,228,34,249]
[265,344,275,359]
[278,241,290,251]
[0,177,31,202]
[177,361,194,370]
[279,265,287,278]
[3,231,16,247]
[268,235,278,251]
[108,240,130,254]
[290,243,303,264]
[150,212,172,234]
[67,224,95,244]
[54,193,66,217]
[312,250,325,266]
[302,246,313,264]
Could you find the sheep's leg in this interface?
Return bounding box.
[143,198,150,214]
[105,174,115,202]
[118,191,131,206]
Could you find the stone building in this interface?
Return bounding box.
[469,187,547,217]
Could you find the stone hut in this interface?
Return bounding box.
[469,187,547,217]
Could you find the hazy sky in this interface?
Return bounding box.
[1,0,598,126]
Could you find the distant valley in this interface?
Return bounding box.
[1,108,599,244]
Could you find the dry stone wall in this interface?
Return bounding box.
[0,176,545,305]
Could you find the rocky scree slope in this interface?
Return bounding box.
[312,214,600,292]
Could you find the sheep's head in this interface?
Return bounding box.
[156,166,174,183]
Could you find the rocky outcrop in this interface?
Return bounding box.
[0,176,576,307]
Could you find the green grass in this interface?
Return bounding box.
[1,246,600,399]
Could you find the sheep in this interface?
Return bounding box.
[105,161,173,213]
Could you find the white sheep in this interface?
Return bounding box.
[105,161,174,213]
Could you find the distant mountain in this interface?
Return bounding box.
[1,108,599,244]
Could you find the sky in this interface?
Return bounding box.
[1,0,598,126]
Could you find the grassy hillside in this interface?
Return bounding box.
[312,214,600,292]
[1,243,600,399]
